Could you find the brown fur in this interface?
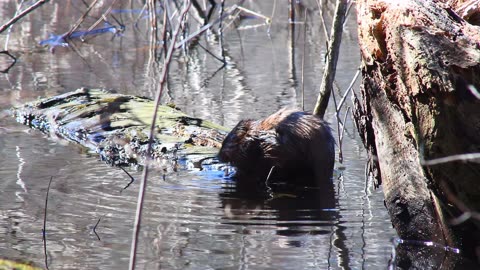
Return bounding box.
[218,108,335,186]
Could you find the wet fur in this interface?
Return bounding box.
[219,108,335,186]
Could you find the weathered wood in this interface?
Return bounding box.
[12,88,228,169]
[355,0,480,264]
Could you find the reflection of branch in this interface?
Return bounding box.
[85,0,118,37]
[120,166,135,192]
[175,4,239,49]
[393,237,460,253]
[43,176,53,270]
[93,218,101,241]
[0,0,50,34]
[0,50,17,73]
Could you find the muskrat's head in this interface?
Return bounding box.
[218,119,260,169]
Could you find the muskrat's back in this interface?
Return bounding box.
[218,108,335,186]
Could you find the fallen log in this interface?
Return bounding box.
[355,0,480,267]
[11,88,228,170]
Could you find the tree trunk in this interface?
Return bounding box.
[355,0,480,266]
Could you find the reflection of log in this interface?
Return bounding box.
[355,0,480,265]
[12,88,228,168]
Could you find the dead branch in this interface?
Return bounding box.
[313,0,348,118]
[0,0,50,34]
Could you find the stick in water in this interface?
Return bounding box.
[128,2,192,270]
[43,176,53,270]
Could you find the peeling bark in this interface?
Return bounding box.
[355,0,480,264]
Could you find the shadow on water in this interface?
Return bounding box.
[218,173,354,269]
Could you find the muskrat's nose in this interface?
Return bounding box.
[217,147,228,162]
[218,143,238,163]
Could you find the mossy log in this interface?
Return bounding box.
[12,88,229,169]
[0,258,43,270]
[355,0,480,266]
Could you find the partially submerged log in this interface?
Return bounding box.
[355,0,480,266]
[12,88,228,169]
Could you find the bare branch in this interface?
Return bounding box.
[0,0,49,34]
[421,153,480,166]
[128,2,192,270]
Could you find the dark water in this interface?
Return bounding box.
[0,1,396,269]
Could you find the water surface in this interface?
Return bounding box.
[0,1,395,269]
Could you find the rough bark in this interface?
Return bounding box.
[355,0,480,265]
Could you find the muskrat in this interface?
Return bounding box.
[218,108,335,186]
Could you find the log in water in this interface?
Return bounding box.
[11,88,229,169]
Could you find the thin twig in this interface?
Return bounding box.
[133,3,148,27]
[42,176,53,270]
[331,87,343,162]
[336,68,360,112]
[161,2,169,58]
[288,0,295,23]
[301,10,307,111]
[338,107,351,163]
[148,0,159,43]
[342,0,355,28]
[316,0,329,42]
[340,107,351,141]
[438,177,480,225]
[83,0,118,39]
[236,6,271,23]
[66,0,100,37]
[128,2,192,270]
[175,4,238,49]
[0,0,49,34]
[4,0,25,51]
[467,85,480,99]
[421,153,480,166]
[219,0,226,61]
[267,0,277,34]
[265,166,275,199]
[393,237,460,253]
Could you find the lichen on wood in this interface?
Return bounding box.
[12,88,228,169]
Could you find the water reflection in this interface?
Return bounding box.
[221,177,334,247]
[0,1,398,269]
